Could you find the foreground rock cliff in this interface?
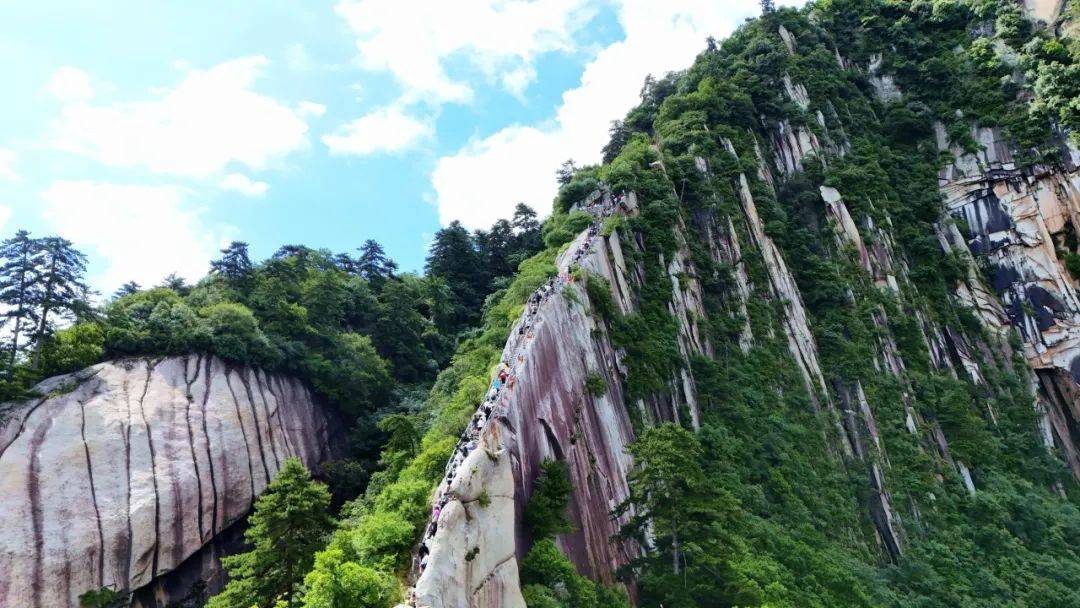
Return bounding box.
[0,356,340,608]
[413,199,646,607]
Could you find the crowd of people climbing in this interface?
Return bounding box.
[407,189,630,604]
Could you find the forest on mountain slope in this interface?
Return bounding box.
[289,1,1080,607]
[0,204,544,503]
[10,0,1080,606]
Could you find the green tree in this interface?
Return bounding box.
[510,203,544,267]
[304,333,391,420]
[105,288,209,356]
[113,281,141,300]
[425,221,487,334]
[375,413,420,474]
[40,322,104,377]
[300,547,398,608]
[0,230,42,369]
[30,236,88,370]
[211,241,254,292]
[525,460,574,538]
[201,302,277,366]
[354,240,398,283]
[556,159,578,185]
[208,458,333,608]
[371,278,432,382]
[615,423,706,578]
[158,272,189,294]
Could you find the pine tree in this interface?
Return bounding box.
[476,219,515,279]
[211,241,253,291]
[158,272,189,294]
[371,278,431,382]
[761,0,775,13]
[615,423,708,578]
[555,159,578,186]
[272,244,317,273]
[602,120,631,164]
[425,221,487,334]
[113,281,141,300]
[524,460,574,538]
[208,458,333,608]
[30,237,88,370]
[0,230,42,370]
[355,239,398,282]
[510,204,543,265]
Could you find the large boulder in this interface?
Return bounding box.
[0,355,341,608]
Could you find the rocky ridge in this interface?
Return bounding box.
[407,18,1080,605]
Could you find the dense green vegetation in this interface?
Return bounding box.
[295,244,563,606]
[585,1,1080,606]
[292,2,1080,607]
[521,460,630,608]
[19,1,1080,607]
[0,208,543,504]
[210,458,335,608]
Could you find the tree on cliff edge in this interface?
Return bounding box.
[209,458,333,608]
[211,240,254,292]
[0,230,42,370]
[30,236,88,370]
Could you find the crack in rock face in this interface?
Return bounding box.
[0,356,342,608]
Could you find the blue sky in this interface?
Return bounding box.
[0,0,801,293]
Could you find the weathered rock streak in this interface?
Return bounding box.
[0,356,338,608]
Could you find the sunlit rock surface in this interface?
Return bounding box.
[413,213,648,607]
[0,356,340,608]
[937,125,1080,479]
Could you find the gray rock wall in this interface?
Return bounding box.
[0,355,340,608]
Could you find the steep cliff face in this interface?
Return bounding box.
[409,4,1080,606]
[937,126,1080,479]
[413,201,649,607]
[0,356,341,608]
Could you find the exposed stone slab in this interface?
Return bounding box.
[0,356,339,608]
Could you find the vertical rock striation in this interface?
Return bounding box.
[0,355,341,608]
[937,125,1080,480]
[413,205,649,607]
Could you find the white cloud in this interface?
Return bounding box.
[0,149,19,181]
[285,43,312,71]
[0,205,12,233]
[41,181,230,289]
[46,67,94,103]
[298,101,327,118]
[432,0,805,228]
[219,173,269,197]
[50,56,310,178]
[502,65,537,99]
[334,0,594,103]
[322,106,432,155]
[432,125,566,227]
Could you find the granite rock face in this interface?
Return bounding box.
[412,205,648,607]
[937,125,1080,479]
[0,356,340,608]
[411,22,1080,608]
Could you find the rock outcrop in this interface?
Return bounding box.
[414,25,1080,605]
[938,125,1080,479]
[413,200,646,607]
[0,356,341,608]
